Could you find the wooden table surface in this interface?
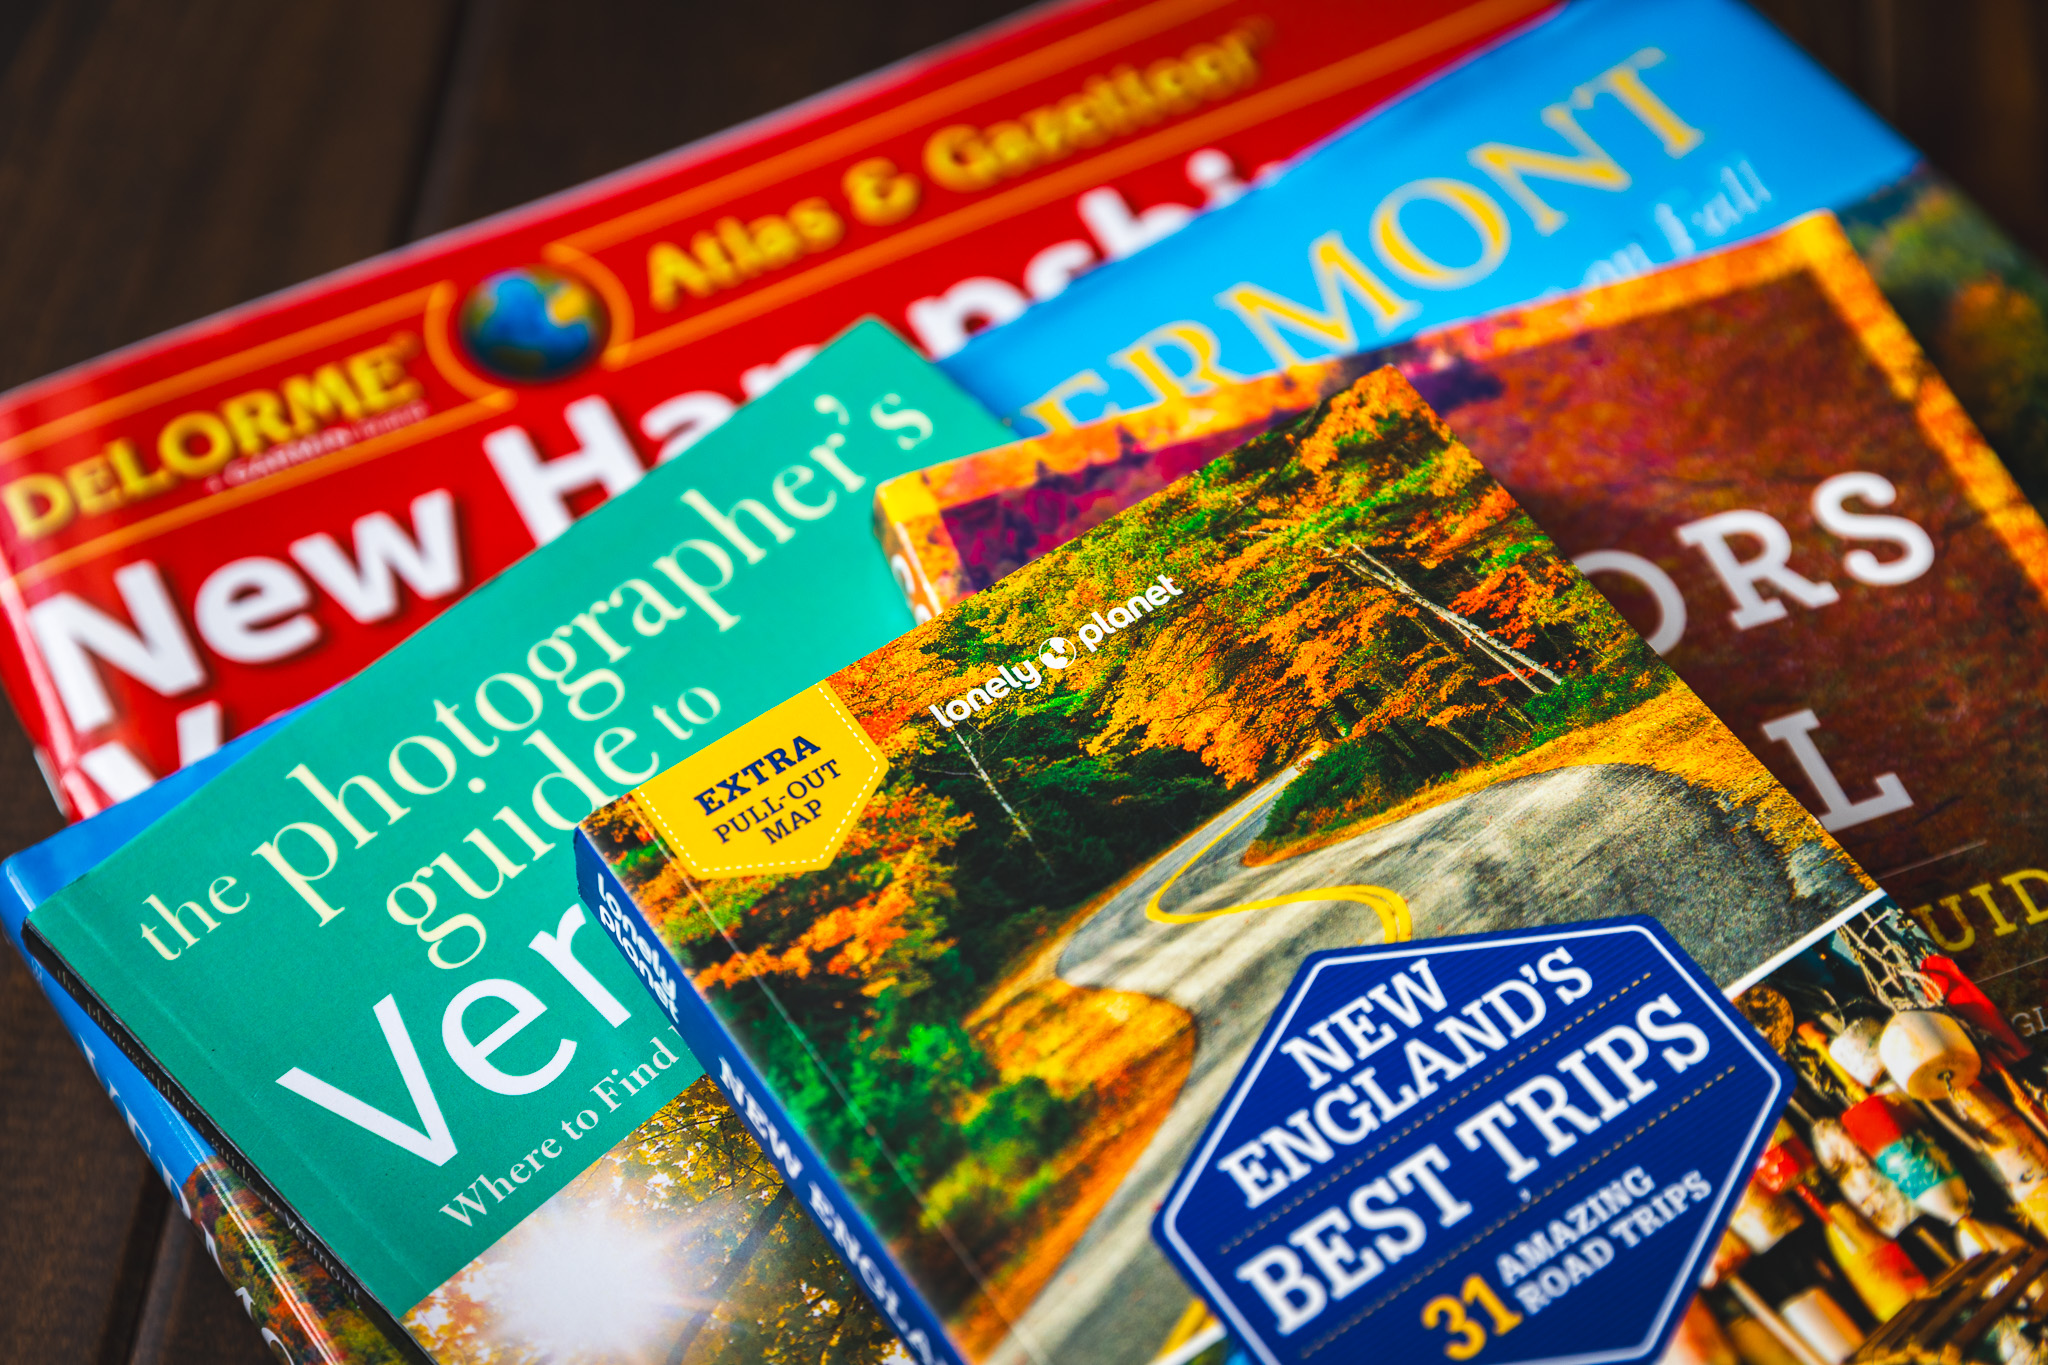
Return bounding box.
[0,2,2043,1361]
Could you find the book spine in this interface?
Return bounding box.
[20,923,435,1365]
[574,832,966,1365]
[871,476,947,626]
[9,942,405,1363]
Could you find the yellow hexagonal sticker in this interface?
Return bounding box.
[629,684,887,879]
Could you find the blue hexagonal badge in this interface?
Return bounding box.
[1154,917,1791,1365]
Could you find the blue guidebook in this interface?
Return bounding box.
[941,0,2048,506]
[0,725,414,1361]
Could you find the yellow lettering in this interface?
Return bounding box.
[1022,370,1114,434]
[159,410,235,478]
[1370,178,1512,290]
[649,195,843,311]
[1219,230,1420,366]
[1084,77,1135,136]
[1110,66,1162,125]
[1217,26,1264,85]
[788,197,844,251]
[281,365,366,434]
[347,336,423,414]
[748,214,803,270]
[715,217,765,277]
[689,232,740,289]
[3,473,74,539]
[2002,869,2048,925]
[1184,41,1248,98]
[923,126,1000,194]
[1573,49,1704,157]
[1112,322,1244,403]
[1146,57,1201,115]
[648,241,714,310]
[1970,881,2019,937]
[913,23,1259,210]
[1024,106,1071,160]
[108,439,177,501]
[985,120,1044,178]
[64,453,123,516]
[1469,104,1632,234]
[1908,897,1976,952]
[220,389,295,456]
[1059,93,1110,149]
[844,157,921,225]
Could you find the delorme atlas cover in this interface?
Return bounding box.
[0,0,1544,822]
[577,368,1888,1365]
[878,214,2048,1041]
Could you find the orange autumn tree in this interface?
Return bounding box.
[590,746,970,1007]
[996,370,1643,785]
[184,1158,408,1365]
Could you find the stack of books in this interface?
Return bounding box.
[11,1,2048,1362]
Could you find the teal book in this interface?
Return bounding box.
[21,319,1011,1364]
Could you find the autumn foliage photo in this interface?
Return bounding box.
[588,369,1865,1365]
[403,1074,896,1365]
[892,212,2048,1026]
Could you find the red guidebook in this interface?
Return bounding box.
[0,0,1549,820]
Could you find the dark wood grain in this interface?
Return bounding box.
[0,0,462,393]
[406,0,1036,237]
[0,1,2045,1362]
[0,1,459,1360]
[0,941,155,1363]
[1751,0,2048,260]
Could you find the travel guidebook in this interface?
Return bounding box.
[577,368,1891,1365]
[4,726,410,1365]
[10,726,892,1365]
[0,2,1543,1355]
[18,322,1010,1363]
[0,0,1545,823]
[941,0,2048,524]
[878,219,2048,1360]
[880,214,2048,1029]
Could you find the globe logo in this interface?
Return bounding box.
[457,265,609,382]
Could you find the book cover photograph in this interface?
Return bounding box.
[942,0,1927,435]
[15,2,2048,1364]
[404,1071,900,1365]
[17,322,1008,1363]
[1695,901,2048,1365]
[581,367,1886,1365]
[881,214,2048,1035]
[5,741,898,1365]
[1842,168,2048,513]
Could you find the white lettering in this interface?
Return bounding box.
[29,560,206,734]
[1676,509,1838,628]
[484,396,643,545]
[277,994,456,1164]
[289,489,463,623]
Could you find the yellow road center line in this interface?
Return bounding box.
[1144,778,1409,940]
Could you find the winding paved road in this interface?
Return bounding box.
[989,761,1866,1365]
